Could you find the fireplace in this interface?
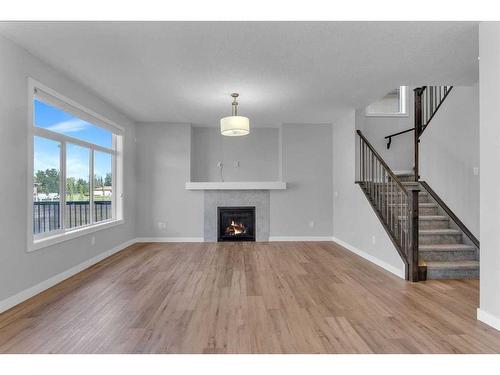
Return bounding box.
[217,206,256,242]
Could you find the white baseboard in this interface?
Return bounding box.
[477,308,500,331]
[135,237,204,243]
[0,238,137,314]
[268,236,334,242]
[331,236,405,279]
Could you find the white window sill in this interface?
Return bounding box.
[28,219,124,252]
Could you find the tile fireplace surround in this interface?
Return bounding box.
[203,190,270,242]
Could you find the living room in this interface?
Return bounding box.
[1,1,500,373]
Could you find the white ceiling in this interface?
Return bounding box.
[0,22,479,126]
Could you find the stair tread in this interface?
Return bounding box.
[422,260,479,269]
[389,202,436,206]
[419,244,476,251]
[419,229,461,234]
[398,215,448,220]
[387,191,426,195]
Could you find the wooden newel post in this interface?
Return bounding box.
[413,88,422,182]
[408,189,420,282]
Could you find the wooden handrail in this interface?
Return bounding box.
[413,85,453,181]
[420,181,479,248]
[357,130,420,281]
[357,130,408,194]
[418,86,453,134]
[384,127,414,149]
[383,86,453,174]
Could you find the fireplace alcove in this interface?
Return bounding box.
[217,206,256,242]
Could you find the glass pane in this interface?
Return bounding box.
[34,99,113,148]
[93,151,113,222]
[66,144,90,229]
[33,136,61,235]
[366,86,405,114]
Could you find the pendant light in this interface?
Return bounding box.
[220,93,250,136]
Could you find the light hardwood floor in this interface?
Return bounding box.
[0,241,499,353]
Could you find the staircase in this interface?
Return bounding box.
[356,130,479,281]
[395,173,479,280]
[357,85,479,281]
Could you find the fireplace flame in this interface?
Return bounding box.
[225,220,247,235]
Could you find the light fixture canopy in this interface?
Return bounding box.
[220,93,250,136]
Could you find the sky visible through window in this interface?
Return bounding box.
[34,100,113,180]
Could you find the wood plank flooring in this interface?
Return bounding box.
[0,241,499,353]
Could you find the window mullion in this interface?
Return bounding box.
[60,141,67,231]
[90,149,94,225]
[112,135,117,220]
[400,85,407,114]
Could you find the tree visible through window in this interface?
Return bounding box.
[33,136,61,234]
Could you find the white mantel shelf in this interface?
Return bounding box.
[185,181,287,190]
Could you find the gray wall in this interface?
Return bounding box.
[270,124,333,237]
[135,123,333,239]
[479,22,500,328]
[420,84,480,237]
[0,35,137,302]
[135,123,204,238]
[333,112,406,277]
[355,90,414,172]
[191,127,280,182]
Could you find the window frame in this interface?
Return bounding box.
[27,78,124,252]
[365,86,409,118]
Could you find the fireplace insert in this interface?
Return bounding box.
[217,206,256,242]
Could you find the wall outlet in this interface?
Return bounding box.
[372,235,376,245]
[157,222,167,231]
[309,220,315,229]
[234,161,240,168]
[473,167,479,176]
[91,236,96,246]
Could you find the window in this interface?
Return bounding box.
[29,80,123,250]
[365,86,408,117]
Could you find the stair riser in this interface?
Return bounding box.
[419,220,449,230]
[419,233,462,244]
[402,183,420,189]
[387,195,429,204]
[419,250,477,262]
[419,207,439,215]
[427,268,479,280]
[388,206,438,215]
[398,219,449,229]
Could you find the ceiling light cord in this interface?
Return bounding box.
[231,93,239,116]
